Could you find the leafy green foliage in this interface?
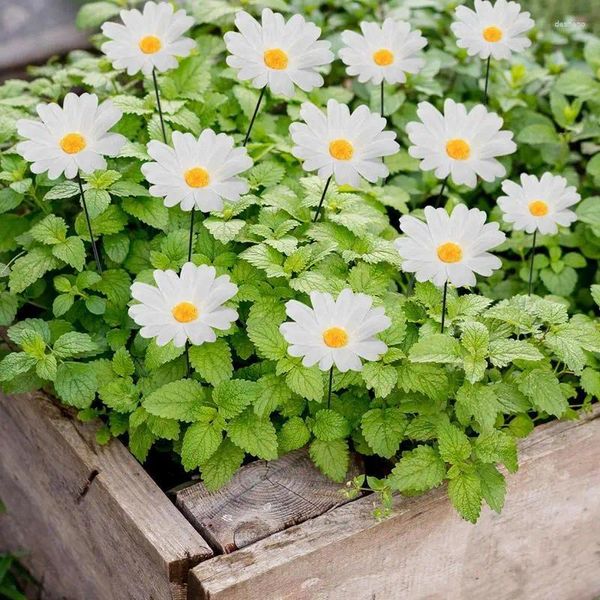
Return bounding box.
[0,0,597,526]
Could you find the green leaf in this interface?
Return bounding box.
[8,319,50,345]
[128,423,154,463]
[488,339,543,368]
[213,379,258,419]
[83,189,111,219]
[0,352,37,381]
[143,379,207,422]
[255,374,292,417]
[54,362,98,408]
[98,378,139,413]
[227,408,278,460]
[437,422,472,464]
[580,368,600,398]
[476,463,506,513]
[361,362,397,398]
[554,69,600,98]
[0,291,18,326]
[397,363,449,401]
[204,217,245,244]
[9,247,62,293]
[518,369,568,417]
[76,1,120,28]
[181,419,224,471]
[361,408,407,458]
[389,445,446,492]
[408,334,462,364]
[30,214,67,245]
[312,409,349,441]
[53,332,98,358]
[189,339,233,386]
[448,470,482,523]
[247,299,287,360]
[36,353,57,380]
[199,438,245,491]
[122,197,168,230]
[540,266,577,296]
[112,347,135,377]
[455,383,499,432]
[309,438,349,482]
[43,181,78,201]
[52,237,86,271]
[145,340,185,370]
[516,123,558,145]
[474,430,518,473]
[278,416,310,453]
[284,363,324,402]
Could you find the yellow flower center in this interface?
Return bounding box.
[322,326,349,348]
[263,48,289,70]
[59,132,86,154]
[171,301,199,323]
[437,242,463,263]
[184,167,210,188]
[329,139,354,161]
[482,26,503,42]
[139,35,162,54]
[445,138,471,161]
[373,48,394,66]
[528,200,549,217]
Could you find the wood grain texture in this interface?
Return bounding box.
[190,407,600,600]
[0,392,213,600]
[175,449,363,554]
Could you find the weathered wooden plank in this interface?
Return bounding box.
[0,392,214,600]
[175,449,363,554]
[0,0,89,73]
[190,407,600,600]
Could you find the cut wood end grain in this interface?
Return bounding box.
[175,449,364,554]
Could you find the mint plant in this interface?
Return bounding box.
[0,0,598,523]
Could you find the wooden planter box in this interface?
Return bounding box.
[1,391,599,600]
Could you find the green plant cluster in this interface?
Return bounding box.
[0,0,599,522]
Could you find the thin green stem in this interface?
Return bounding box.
[380,80,384,117]
[188,207,195,263]
[483,56,491,105]
[313,176,332,223]
[152,67,167,143]
[528,230,537,296]
[434,175,449,207]
[76,172,102,274]
[441,280,448,333]
[327,366,334,409]
[243,87,266,147]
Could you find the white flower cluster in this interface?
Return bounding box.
[13,1,581,372]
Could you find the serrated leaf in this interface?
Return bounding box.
[54,362,98,408]
[53,332,97,358]
[361,408,407,458]
[448,470,482,523]
[361,362,397,398]
[199,438,245,491]
[309,438,349,482]
[143,379,207,422]
[181,420,224,471]
[227,408,278,460]
[189,339,233,386]
[389,445,446,492]
[278,416,310,453]
[312,409,349,441]
[518,369,568,417]
[213,379,258,419]
[437,422,472,464]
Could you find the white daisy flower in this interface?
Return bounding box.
[224,8,334,98]
[129,262,238,348]
[407,98,516,189]
[101,1,195,76]
[395,204,506,288]
[497,173,580,235]
[279,289,390,373]
[451,0,534,61]
[339,18,427,85]
[289,99,399,187]
[141,130,252,213]
[16,93,125,180]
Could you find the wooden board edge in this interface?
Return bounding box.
[189,406,600,598]
[0,391,214,598]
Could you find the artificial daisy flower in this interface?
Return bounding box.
[497,173,580,235]
[141,130,253,213]
[16,93,125,180]
[224,9,334,97]
[339,18,427,85]
[395,204,506,288]
[289,99,399,187]
[451,0,534,61]
[129,262,238,348]
[279,289,390,373]
[101,1,195,76]
[406,98,516,188]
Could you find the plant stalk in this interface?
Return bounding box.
[483,56,491,105]
[313,175,332,223]
[188,207,195,263]
[76,172,103,274]
[434,175,449,207]
[380,80,385,117]
[243,87,266,147]
[327,366,334,409]
[152,67,167,143]
[528,230,537,296]
[441,280,448,333]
